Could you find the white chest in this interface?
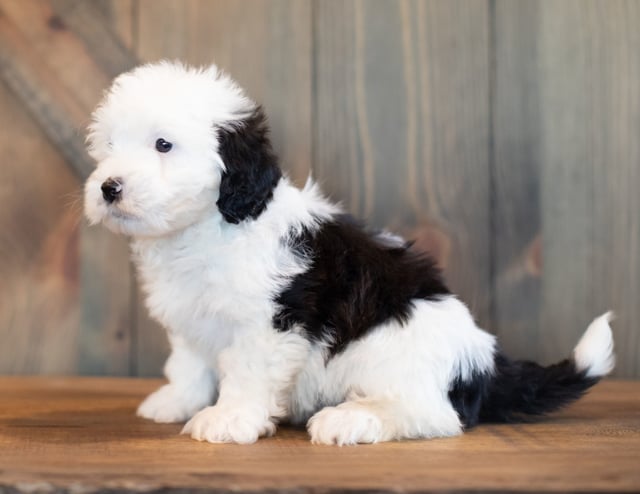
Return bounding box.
[130,219,305,346]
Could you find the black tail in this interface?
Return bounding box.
[481,353,599,423]
[449,313,615,428]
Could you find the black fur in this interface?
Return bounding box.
[273,215,451,356]
[449,352,601,428]
[216,107,282,224]
[448,371,491,429]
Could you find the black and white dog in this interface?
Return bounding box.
[84,62,614,445]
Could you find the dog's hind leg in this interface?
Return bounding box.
[307,393,463,445]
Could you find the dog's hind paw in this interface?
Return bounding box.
[307,405,383,446]
[182,404,275,444]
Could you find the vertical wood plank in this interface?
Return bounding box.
[51,0,137,78]
[93,0,136,51]
[538,1,640,376]
[0,80,80,374]
[134,0,312,375]
[493,1,543,359]
[0,0,136,374]
[77,228,133,375]
[314,0,492,324]
[0,3,95,179]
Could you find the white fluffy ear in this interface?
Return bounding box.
[573,312,615,378]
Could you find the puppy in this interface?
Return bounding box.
[84,61,615,445]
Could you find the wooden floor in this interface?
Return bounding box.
[0,378,638,493]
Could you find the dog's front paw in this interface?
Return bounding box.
[137,384,208,423]
[182,404,275,444]
[308,405,383,446]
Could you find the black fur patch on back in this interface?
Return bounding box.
[273,215,451,356]
[216,107,282,224]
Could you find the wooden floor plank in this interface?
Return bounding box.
[0,378,638,493]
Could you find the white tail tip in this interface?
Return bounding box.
[573,312,615,378]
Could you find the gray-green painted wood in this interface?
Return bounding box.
[1,0,638,377]
[538,1,640,375]
[493,1,543,359]
[314,0,492,325]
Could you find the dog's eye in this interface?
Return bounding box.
[155,138,173,153]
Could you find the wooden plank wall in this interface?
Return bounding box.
[493,0,640,376]
[314,0,491,325]
[0,1,638,377]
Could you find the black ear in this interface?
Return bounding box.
[216,107,282,224]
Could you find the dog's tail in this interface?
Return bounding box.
[454,312,615,426]
[481,312,615,422]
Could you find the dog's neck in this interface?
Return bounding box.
[127,178,340,332]
[129,177,340,270]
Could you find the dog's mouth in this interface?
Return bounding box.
[99,205,145,235]
[103,203,140,224]
[109,207,136,220]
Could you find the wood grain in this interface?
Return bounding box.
[0,81,80,374]
[0,0,94,180]
[537,1,640,374]
[492,1,543,359]
[0,0,135,375]
[89,0,136,52]
[50,0,137,78]
[314,0,491,324]
[0,377,638,493]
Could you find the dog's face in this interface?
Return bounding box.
[84,62,280,237]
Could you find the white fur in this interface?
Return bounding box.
[182,327,311,443]
[303,297,496,444]
[85,61,612,446]
[573,312,615,378]
[137,334,216,422]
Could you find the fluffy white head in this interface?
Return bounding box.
[573,311,615,378]
[84,61,255,236]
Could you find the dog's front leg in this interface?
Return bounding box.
[182,328,310,444]
[137,335,216,423]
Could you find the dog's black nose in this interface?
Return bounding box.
[101,178,123,203]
